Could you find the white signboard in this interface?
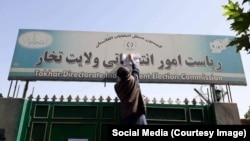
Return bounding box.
[8,29,247,85]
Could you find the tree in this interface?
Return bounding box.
[222,0,250,53]
[244,106,250,119]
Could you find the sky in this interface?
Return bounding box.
[0,0,249,118]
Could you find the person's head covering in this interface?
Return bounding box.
[117,66,130,79]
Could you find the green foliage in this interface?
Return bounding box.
[244,106,250,119]
[222,0,250,53]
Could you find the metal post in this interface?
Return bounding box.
[16,85,20,98]
[12,80,18,98]
[210,84,216,102]
[22,80,29,98]
[7,80,13,97]
[227,83,233,103]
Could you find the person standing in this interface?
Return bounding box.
[114,53,147,125]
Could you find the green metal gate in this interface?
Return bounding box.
[17,97,214,141]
